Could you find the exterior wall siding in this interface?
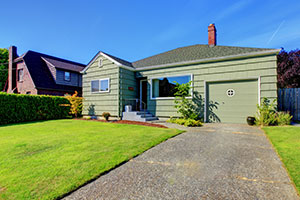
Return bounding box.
[119,68,137,115]
[137,55,278,117]
[82,55,120,117]
[56,69,81,87]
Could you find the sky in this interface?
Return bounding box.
[1,0,300,64]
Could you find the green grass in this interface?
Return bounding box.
[0,119,182,200]
[263,126,300,193]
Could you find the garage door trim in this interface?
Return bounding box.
[204,77,261,122]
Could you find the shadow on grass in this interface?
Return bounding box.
[0,118,71,128]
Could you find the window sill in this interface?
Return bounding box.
[91,90,110,94]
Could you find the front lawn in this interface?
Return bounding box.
[263,126,300,194]
[0,119,182,200]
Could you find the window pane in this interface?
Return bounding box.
[100,79,109,91]
[152,75,191,98]
[64,72,70,81]
[91,80,99,92]
[18,69,24,81]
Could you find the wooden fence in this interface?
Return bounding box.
[278,88,300,121]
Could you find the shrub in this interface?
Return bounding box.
[255,98,277,126]
[277,112,292,126]
[65,91,83,118]
[184,119,203,127]
[255,98,293,126]
[167,117,203,127]
[0,92,70,125]
[102,112,111,121]
[174,81,200,120]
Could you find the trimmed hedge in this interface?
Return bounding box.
[0,92,70,125]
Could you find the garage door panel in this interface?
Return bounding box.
[207,79,258,123]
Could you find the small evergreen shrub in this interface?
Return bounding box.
[0,92,70,125]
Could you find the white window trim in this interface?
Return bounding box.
[150,74,193,100]
[91,78,110,93]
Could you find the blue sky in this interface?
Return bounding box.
[1,0,300,64]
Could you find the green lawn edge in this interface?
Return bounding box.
[262,126,300,195]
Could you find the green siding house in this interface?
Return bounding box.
[81,24,280,123]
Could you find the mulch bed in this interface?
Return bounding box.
[74,118,168,129]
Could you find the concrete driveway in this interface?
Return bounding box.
[64,123,299,200]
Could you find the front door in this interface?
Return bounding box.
[140,80,147,110]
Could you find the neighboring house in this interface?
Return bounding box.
[6,46,85,96]
[81,24,280,123]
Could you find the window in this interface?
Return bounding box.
[151,75,192,99]
[26,91,31,94]
[91,78,110,93]
[226,89,235,97]
[18,69,24,81]
[64,71,70,81]
[98,58,103,67]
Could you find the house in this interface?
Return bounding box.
[81,24,280,123]
[6,46,85,96]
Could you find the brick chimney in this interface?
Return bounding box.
[208,24,217,47]
[8,46,17,93]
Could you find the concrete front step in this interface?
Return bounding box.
[122,111,158,122]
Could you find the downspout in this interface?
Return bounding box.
[118,66,122,119]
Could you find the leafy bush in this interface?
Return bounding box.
[167,117,203,127]
[184,118,203,127]
[0,92,70,125]
[65,91,83,118]
[255,98,293,126]
[276,112,292,126]
[174,81,199,120]
[255,98,278,126]
[102,112,111,121]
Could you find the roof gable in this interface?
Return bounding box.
[81,51,133,73]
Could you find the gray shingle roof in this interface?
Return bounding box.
[42,56,85,72]
[102,52,133,67]
[132,44,276,68]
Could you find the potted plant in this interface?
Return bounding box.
[247,116,255,126]
[102,112,111,121]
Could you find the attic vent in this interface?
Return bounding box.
[98,58,103,68]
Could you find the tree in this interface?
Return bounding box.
[65,91,83,118]
[0,48,8,91]
[173,81,198,120]
[277,49,300,88]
